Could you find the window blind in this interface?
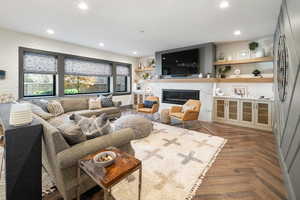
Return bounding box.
[116,65,130,76]
[64,58,112,76]
[23,52,57,73]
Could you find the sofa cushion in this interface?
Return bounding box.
[60,97,89,113]
[137,108,152,113]
[57,123,87,145]
[74,107,119,118]
[47,100,64,116]
[143,100,157,108]
[170,112,184,119]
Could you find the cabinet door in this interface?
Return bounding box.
[255,102,272,128]
[215,99,226,120]
[240,101,254,125]
[227,100,239,122]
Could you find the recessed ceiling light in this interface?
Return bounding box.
[46,29,55,35]
[219,1,229,9]
[78,1,88,10]
[99,42,104,47]
[133,51,137,55]
[234,30,241,36]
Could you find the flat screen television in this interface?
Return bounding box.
[161,49,199,76]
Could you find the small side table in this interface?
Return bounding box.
[77,148,142,200]
[160,109,171,124]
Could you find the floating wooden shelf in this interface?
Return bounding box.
[144,77,273,83]
[135,67,155,72]
[214,57,273,66]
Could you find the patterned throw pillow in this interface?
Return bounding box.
[71,113,111,139]
[30,104,54,120]
[47,100,64,116]
[182,104,195,113]
[100,95,113,107]
[88,98,102,110]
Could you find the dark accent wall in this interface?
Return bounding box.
[155,43,216,77]
[273,0,300,199]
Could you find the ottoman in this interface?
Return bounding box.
[114,114,153,139]
[160,109,171,124]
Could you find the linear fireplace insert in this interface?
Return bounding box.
[162,89,200,105]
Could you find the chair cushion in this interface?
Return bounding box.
[170,112,184,119]
[137,108,152,113]
[47,100,64,116]
[182,104,195,113]
[143,100,157,108]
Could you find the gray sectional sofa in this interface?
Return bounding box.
[28,96,135,200]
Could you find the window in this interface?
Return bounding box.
[116,65,130,93]
[23,52,57,97]
[64,58,111,95]
[19,47,132,98]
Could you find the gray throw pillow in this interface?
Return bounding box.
[57,123,87,145]
[30,104,54,120]
[100,95,114,107]
[30,99,49,112]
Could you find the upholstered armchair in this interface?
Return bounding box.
[137,96,159,114]
[169,100,201,125]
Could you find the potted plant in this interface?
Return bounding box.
[142,72,150,80]
[218,65,231,78]
[249,42,259,51]
[252,69,262,77]
[249,42,264,58]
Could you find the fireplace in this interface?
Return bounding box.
[162,89,200,105]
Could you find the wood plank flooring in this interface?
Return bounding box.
[44,120,288,200]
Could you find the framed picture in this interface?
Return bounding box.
[233,86,248,97]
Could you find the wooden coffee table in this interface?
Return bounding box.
[77,148,142,200]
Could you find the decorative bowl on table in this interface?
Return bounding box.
[93,151,117,167]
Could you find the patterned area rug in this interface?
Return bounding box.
[111,122,227,200]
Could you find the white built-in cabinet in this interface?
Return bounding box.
[213,97,272,131]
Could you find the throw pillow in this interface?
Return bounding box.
[100,95,113,107]
[47,100,64,116]
[71,113,111,139]
[57,123,87,145]
[182,104,195,113]
[30,99,49,112]
[88,98,102,110]
[144,100,157,108]
[30,104,54,120]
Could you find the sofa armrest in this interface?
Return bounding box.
[170,106,182,113]
[151,103,159,113]
[113,101,122,107]
[57,128,135,169]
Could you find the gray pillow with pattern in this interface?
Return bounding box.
[100,95,114,107]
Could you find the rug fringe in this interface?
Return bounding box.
[185,138,228,200]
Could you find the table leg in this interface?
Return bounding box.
[138,166,142,200]
[77,162,81,200]
[104,189,110,200]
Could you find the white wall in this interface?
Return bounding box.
[0,28,138,105]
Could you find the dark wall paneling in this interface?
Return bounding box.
[274,0,300,199]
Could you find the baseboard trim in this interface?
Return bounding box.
[276,135,296,200]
